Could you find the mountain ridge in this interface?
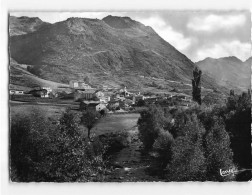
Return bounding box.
[9,16,51,36]
[196,56,251,92]
[9,15,226,93]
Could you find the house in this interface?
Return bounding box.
[94,90,104,99]
[99,96,111,103]
[119,86,133,97]
[133,95,144,104]
[102,85,109,91]
[96,103,107,112]
[9,89,24,95]
[29,89,47,98]
[57,91,74,99]
[74,90,96,101]
[80,101,99,111]
[41,87,52,98]
[173,93,192,102]
[69,80,92,90]
[79,101,106,112]
[128,90,141,96]
[144,97,157,104]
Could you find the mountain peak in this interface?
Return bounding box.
[102,15,141,29]
[66,17,100,22]
[222,56,242,63]
[244,56,252,63]
[199,56,242,63]
[11,16,44,23]
[9,15,50,36]
[196,55,250,92]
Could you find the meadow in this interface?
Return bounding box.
[10,103,140,136]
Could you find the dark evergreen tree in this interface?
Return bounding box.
[192,67,202,105]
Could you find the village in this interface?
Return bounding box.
[9,80,193,113]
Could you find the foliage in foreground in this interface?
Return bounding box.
[137,90,251,181]
[10,108,107,182]
[137,105,171,150]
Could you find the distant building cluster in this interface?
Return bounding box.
[10,79,193,112]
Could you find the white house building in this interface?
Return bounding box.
[9,90,24,95]
[41,87,52,98]
[69,80,92,90]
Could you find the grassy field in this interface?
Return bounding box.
[9,103,67,121]
[93,113,140,136]
[10,103,140,137]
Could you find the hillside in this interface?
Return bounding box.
[196,56,251,92]
[9,58,69,91]
[9,16,51,36]
[9,15,224,92]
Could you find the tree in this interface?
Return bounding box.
[192,67,202,105]
[10,108,107,182]
[84,76,90,84]
[137,105,169,150]
[153,129,174,168]
[224,91,251,181]
[46,109,106,182]
[81,109,101,141]
[205,117,235,181]
[137,99,145,107]
[10,109,53,181]
[167,115,206,181]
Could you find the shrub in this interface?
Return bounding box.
[27,65,42,76]
[99,131,130,157]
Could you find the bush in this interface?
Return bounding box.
[137,99,145,107]
[99,131,130,157]
[27,65,42,76]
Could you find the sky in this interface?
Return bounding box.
[10,11,251,62]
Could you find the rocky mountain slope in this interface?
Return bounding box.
[9,58,69,91]
[9,16,51,36]
[9,15,224,92]
[196,56,251,92]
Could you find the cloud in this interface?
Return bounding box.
[195,40,251,61]
[11,12,250,62]
[11,12,114,23]
[137,16,192,51]
[187,14,246,33]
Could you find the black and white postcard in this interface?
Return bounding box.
[8,10,251,183]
